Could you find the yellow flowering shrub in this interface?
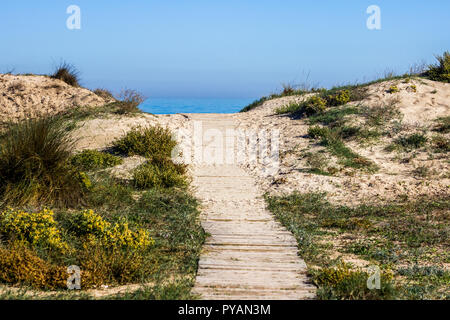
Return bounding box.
[388,85,400,93]
[0,208,68,251]
[0,241,67,289]
[71,210,154,250]
[327,89,351,106]
[304,96,327,115]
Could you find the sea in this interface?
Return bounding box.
[138,98,255,115]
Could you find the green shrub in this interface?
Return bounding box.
[394,133,428,150]
[93,88,115,100]
[133,157,187,189]
[113,125,177,159]
[387,85,400,94]
[0,116,86,207]
[51,61,80,87]
[312,263,397,300]
[426,51,450,83]
[304,96,327,115]
[308,126,329,139]
[76,242,157,286]
[71,150,123,171]
[431,135,450,153]
[275,102,303,115]
[0,241,67,290]
[69,209,154,250]
[434,116,450,133]
[326,90,351,106]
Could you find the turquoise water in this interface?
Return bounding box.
[139,98,255,114]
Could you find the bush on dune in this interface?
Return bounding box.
[93,88,115,100]
[115,89,145,114]
[71,150,123,171]
[426,51,450,83]
[51,61,80,87]
[113,125,177,159]
[0,116,87,207]
[133,157,187,189]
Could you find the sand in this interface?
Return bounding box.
[0,73,114,123]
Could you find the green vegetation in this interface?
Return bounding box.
[240,86,311,112]
[431,135,450,153]
[71,150,123,171]
[51,62,80,87]
[387,133,428,152]
[426,51,450,83]
[113,125,177,159]
[434,116,450,134]
[311,263,397,300]
[133,158,187,189]
[115,89,145,114]
[275,88,363,117]
[307,126,378,172]
[266,192,450,300]
[387,85,400,94]
[93,88,115,101]
[0,116,86,207]
[0,115,204,299]
[240,54,448,114]
[300,101,401,175]
[303,151,333,176]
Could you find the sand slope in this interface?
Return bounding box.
[0,74,114,123]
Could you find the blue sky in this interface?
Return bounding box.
[1,1,449,98]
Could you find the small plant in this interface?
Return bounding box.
[394,133,428,150]
[71,150,123,171]
[308,126,328,139]
[133,158,187,189]
[7,82,26,93]
[431,135,450,153]
[94,88,115,100]
[307,126,378,172]
[412,166,430,178]
[51,61,80,87]
[304,96,327,115]
[426,51,450,83]
[275,102,303,115]
[387,85,400,94]
[116,89,145,114]
[0,241,67,290]
[433,116,450,133]
[113,125,177,159]
[0,116,86,207]
[361,103,401,126]
[69,209,154,250]
[0,208,68,251]
[410,85,417,92]
[304,152,332,175]
[326,90,351,106]
[312,263,396,300]
[281,83,295,95]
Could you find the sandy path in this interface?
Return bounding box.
[189,114,315,300]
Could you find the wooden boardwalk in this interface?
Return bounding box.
[189,114,315,300]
